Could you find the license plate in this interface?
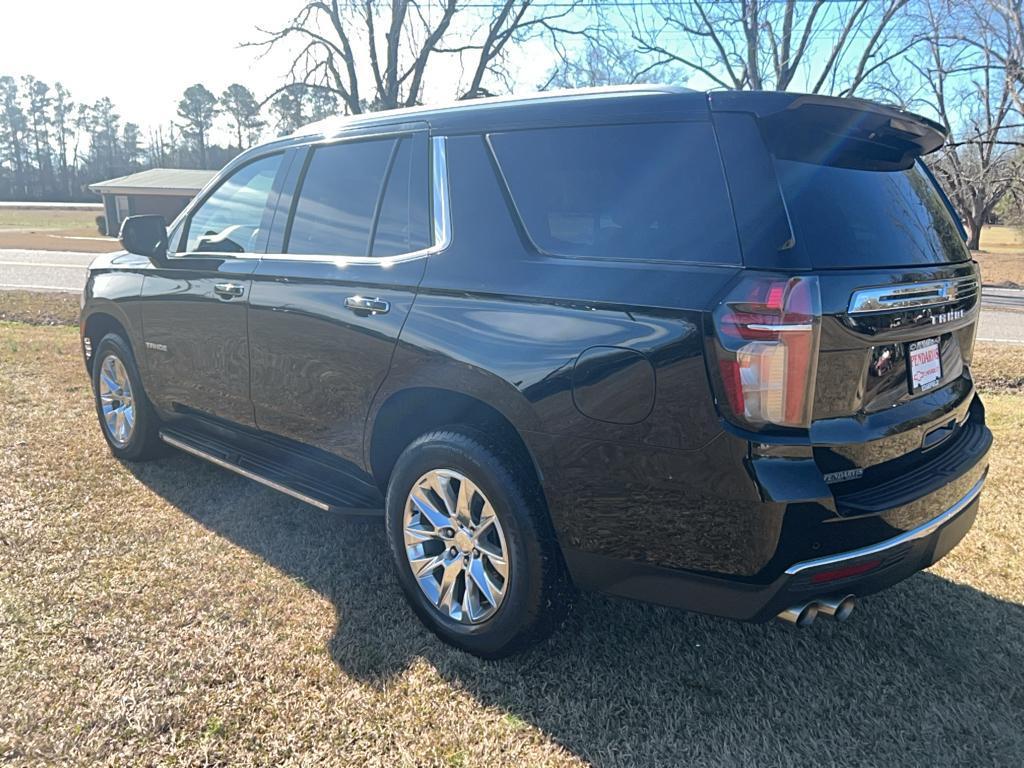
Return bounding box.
[908,337,942,393]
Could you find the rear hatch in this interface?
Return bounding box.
[708,92,983,505]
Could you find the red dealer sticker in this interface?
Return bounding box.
[909,337,942,393]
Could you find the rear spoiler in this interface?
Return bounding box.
[708,91,946,171]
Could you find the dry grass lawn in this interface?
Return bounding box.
[1,299,1023,766]
[0,208,118,253]
[0,291,80,327]
[976,225,1024,288]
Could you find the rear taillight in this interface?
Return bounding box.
[710,275,821,429]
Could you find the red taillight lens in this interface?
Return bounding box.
[711,276,821,429]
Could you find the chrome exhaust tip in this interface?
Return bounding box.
[777,602,819,628]
[817,594,856,622]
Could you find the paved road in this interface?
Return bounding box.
[0,249,93,292]
[2,248,1023,343]
[0,201,102,210]
[978,309,1024,344]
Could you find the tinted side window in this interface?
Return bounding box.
[185,154,281,254]
[775,159,970,268]
[372,137,431,256]
[166,219,184,255]
[489,122,740,264]
[287,139,394,256]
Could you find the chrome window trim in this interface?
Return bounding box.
[255,135,451,266]
[431,136,451,252]
[848,275,978,314]
[784,470,986,576]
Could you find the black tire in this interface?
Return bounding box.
[91,333,165,462]
[385,429,572,658]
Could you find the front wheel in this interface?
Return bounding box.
[90,333,165,462]
[385,430,571,658]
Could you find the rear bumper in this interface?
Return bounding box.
[564,469,986,622]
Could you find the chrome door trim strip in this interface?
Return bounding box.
[159,431,330,511]
[784,470,986,576]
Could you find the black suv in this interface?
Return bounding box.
[82,86,991,657]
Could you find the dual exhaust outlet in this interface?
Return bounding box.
[777,595,856,628]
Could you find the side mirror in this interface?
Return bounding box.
[119,215,168,263]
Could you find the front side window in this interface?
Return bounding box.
[184,153,282,254]
[488,122,741,264]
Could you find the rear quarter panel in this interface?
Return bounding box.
[380,132,772,575]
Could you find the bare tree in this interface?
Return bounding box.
[249,0,585,115]
[542,26,683,89]
[919,0,1022,248]
[437,0,585,98]
[627,0,918,96]
[980,0,1024,106]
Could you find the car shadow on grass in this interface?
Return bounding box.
[130,454,1024,767]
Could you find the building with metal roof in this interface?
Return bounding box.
[89,168,216,236]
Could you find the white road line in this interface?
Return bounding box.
[0,282,81,291]
[0,260,88,268]
[977,337,1024,344]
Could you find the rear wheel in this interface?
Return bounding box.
[90,333,164,461]
[385,430,571,658]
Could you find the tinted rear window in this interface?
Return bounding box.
[372,137,431,256]
[775,159,969,268]
[287,138,394,256]
[489,122,740,264]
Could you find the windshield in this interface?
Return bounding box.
[775,159,969,269]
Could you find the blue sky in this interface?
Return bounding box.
[0,0,956,139]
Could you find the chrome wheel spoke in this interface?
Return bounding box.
[404,468,510,625]
[461,578,476,622]
[410,490,450,530]
[409,552,445,578]
[479,544,508,580]
[437,557,462,617]
[404,523,441,545]
[455,478,476,528]
[475,504,498,536]
[468,557,502,607]
[428,472,458,517]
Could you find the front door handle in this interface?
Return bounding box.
[214,282,245,299]
[344,295,391,315]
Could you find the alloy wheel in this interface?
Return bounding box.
[98,354,136,448]
[403,468,510,624]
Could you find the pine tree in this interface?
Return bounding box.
[177,84,217,168]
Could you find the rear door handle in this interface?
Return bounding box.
[344,295,391,315]
[214,282,245,299]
